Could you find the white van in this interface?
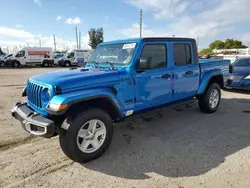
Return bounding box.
[58,49,90,67]
[6,47,54,68]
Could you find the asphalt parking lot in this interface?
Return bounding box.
[0,67,250,188]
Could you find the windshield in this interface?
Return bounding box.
[88,42,137,65]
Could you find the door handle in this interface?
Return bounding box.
[185,71,193,75]
[161,74,172,79]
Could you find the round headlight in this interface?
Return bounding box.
[42,88,51,102]
[47,90,51,99]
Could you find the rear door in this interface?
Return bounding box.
[134,42,173,110]
[172,42,199,100]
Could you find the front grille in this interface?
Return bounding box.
[27,82,43,108]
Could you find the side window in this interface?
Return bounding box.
[16,51,25,57]
[68,53,74,58]
[234,59,250,67]
[174,44,192,66]
[140,44,167,69]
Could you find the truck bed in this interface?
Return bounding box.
[199,59,230,84]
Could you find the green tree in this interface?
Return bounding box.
[224,39,247,49]
[88,28,104,49]
[209,40,225,49]
[199,48,213,56]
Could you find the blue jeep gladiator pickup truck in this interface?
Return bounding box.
[12,37,230,163]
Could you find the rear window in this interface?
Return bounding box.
[233,59,250,67]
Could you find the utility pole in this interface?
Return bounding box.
[197,36,200,49]
[39,39,41,47]
[79,32,81,49]
[53,34,56,51]
[140,9,142,38]
[75,27,79,49]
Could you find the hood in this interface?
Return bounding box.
[29,67,129,93]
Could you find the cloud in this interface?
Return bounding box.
[123,0,250,47]
[241,33,250,47]
[56,16,62,21]
[34,0,42,6]
[65,17,81,25]
[15,25,23,28]
[0,27,90,53]
[0,27,34,38]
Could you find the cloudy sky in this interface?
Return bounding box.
[0,0,250,51]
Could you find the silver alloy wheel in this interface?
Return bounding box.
[209,89,219,108]
[65,62,70,67]
[76,119,107,153]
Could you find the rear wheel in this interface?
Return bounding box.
[42,61,49,67]
[59,109,113,163]
[198,83,221,113]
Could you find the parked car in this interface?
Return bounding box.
[227,58,250,90]
[6,47,54,68]
[0,54,12,67]
[58,49,90,67]
[12,37,230,163]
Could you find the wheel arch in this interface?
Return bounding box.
[197,70,224,95]
[65,95,123,121]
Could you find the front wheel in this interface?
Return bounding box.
[59,109,113,163]
[13,61,20,68]
[0,61,5,67]
[198,83,221,113]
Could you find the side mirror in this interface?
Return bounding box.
[137,57,148,72]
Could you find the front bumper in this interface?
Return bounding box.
[11,103,56,138]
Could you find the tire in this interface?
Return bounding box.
[65,61,71,67]
[198,83,221,113]
[0,61,5,67]
[59,108,113,163]
[42,61,49,67]
[13,61,20,68]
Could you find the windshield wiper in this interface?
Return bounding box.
[103,61,116,70]
[89,61,99,68]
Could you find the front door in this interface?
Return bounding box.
[134,43,173,110]
[15,50,26,65]
[172,42,199,100]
